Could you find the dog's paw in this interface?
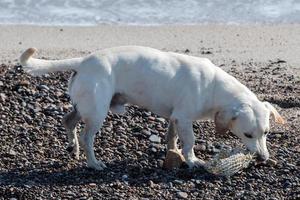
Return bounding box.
[186,157,205,168]
[87,160,107,171]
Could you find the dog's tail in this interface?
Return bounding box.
[20,48,83,76]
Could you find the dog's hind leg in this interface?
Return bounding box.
[76,82,112,170]
[62,106,81,159]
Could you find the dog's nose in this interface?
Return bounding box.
[256,153,269,161]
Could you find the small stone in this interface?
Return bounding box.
[149,180,155,188]
[105,127,112,132]
[294,146,300,153]
[142,130,151,136]
[151,147,157,153]
[207,142,213,149]
[156,117,165,123]
[163,149,185,170]
[117,144,126,151]
[132,132,141,136]
[143,111,151,117]
[157,159,164,168]
[9,149,17,157]
[148,116,156,121]
[266,158,277,166]
[39,84,50,90]
[56,91,63,97]
[0,81,3,86]
[122,174,128,181]
[0,93,6,101]
[174,179,184,185]
[63,104,72,110]
[66,191,76,196]
[212,147,220,153]
[177,191,188,199]
[286,163,296,168]
[21,102,27,107]
[19,80,30,86]
[275,134,282,138]
[33,107,42,113]
[149,135,161,143]
[283,180,292,188]
[89,183,97,187]
[195,144,206,152]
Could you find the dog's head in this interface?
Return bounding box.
[215,101,284,161]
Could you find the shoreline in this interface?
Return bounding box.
[0,24,299,74]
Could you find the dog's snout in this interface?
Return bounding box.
[256,152,269,161]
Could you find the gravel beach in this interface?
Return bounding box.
[0,25,299,199]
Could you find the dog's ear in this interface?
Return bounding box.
[214,108,238,135]
[263,102,285,124]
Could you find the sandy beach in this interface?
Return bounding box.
[1,24,300,71]
[0,24,299,199]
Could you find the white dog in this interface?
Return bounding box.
[20,46,284,170]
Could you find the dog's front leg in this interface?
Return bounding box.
[166,119,179,151]
[174,117,205,168]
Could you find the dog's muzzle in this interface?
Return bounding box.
[255,152,270,161]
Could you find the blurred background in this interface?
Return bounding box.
[0,0,299,26]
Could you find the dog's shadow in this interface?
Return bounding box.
[0,158,219,187]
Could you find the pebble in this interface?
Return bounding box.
[177,191,188,199]
[156,117,165,123]
[149,135,161,143]
[212,147,220,153]
[19,80,30,86]
[142,130,151,136]
[8,149,17,157]
[56,91,63,97]
[122,174,128,181]
[149,180,155,188]
[0,93,6,101]
[132,132,141,137]
[148,116,156,121]
[105,127,112,132]
[195,144,206,151]
[266,158,277,166]
[174,179,184,184]
[136,151,143,156]
[0,63,298,199]
[151,147,157,153]
[39,84,50,90]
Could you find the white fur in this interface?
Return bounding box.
[20,46,284,170]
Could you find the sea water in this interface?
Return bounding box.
[0,0,299,26]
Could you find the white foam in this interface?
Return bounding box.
[0,0,299,26]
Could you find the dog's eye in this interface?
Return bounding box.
[244,133,253,138]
